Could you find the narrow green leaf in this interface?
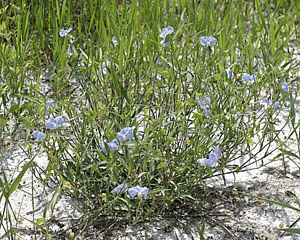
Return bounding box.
[36,217,46,225]
[50,185,62,213]
[277,228,300,234]
[289,91,296,127]
[255,0,267,30]
[8,159,33,197]
[240,192,300,212]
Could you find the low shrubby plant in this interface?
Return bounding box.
[0,0,299,238]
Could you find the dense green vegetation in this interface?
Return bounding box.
[0,0,299,238]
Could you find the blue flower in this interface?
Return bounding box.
[159,26,174,38]
[102,139,118,154]
[112,184,128,194]
[7,97,13,108]
[198,100,208,115]
[281,80,289,92]
[59,27,72,37]
[208,153,219,162]
[203,97,211,105]
[160,26,174,47]
[32,130,46,142]
[128,186,149,198]
[45,100,54,116]
[67,44,72,57]
[45,116,64,129]
[117,127,134,142]
[197,157,214,167]
[195,96,211,115]
[272,101,279,109]
[262,97,272,105]
[46,100,54,106]
[197,146,222,167]
[212,146,222,157]
[200,36,218,47]
[197,158,209,166]
[112,36,119,46]
[242,74,256,85]
[196,96,211,105]
[260,98,279,109]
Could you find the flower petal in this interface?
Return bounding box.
[272,101,279,109]
[112,36,119,46]
[112,184,128,194]
[281,81,289,92]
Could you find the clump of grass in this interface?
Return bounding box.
[0,0,299,238]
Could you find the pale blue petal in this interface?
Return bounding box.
[281,81,289,92]
[117,127,133,142]
[59,27,72,37]
[7,97,13,108]
[197,158,207,165]
[213,146,222,157]
[203,97,211,105]
[205,158,214,167]
[272,101,279,109]
[46,100,55,107]
[201,36,217,47]
[262,98,272,105]
[198,100,205,109]
[128,186,149,198]
[200,36,209,46]
[112,184,128,194]
[112,36,119,46]
[55,116,64,127]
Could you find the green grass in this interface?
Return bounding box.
[0,0,299,239]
